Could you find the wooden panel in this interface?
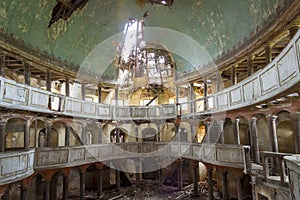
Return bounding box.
[162,105,176,117]
[216,93,228,108]
[277,46,298,85]
[203,145,215,160]
[31,91,49,108]
[36,149,68,166]
[3,83,28,103]
[98,105,111,116]
[230,87,242,105]
[260,65,278,95]
[243,78,260,101]
[65,98,82,113]
[69,148,86,162]
[83,103,96,115]
[216,147,243,163]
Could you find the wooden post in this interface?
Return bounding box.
[63,175,69,200]
[98,85,102,103]
[292,113,300,154]
[65,124,70,146]
[247,55,254,76]
[97,167,103,197]
[177,159,183,190]
[46,71,51,92]
[65,77,70,97]
[0,55,6,77]
[265,44,273,65]
[231,65,237,85]
[24,120,30,150]
[221,170,228,200]
[233,119,240,145]
[24,63,30,85]
[81,82,85,100]
[0,121,6,152]
[192,161,199,197]
[207,165,213,200]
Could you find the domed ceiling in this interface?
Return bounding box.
[0,0,288,80]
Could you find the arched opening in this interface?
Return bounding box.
[178,127,188,142]
[110,128,126,143]
[5,118,25,150]
[238,116,250,145]
[142,127,157,142]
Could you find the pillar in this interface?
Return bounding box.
[236,177,243,200]
[190,120,196,143]
[204,79,208,110]
[24,120,30,150]
[115,87,119,106]
[175,85,179,104]
[65,77,70,97]
[247,55,254,76]
[43,180,51,200]
[221,170,228,200]
[63,174,69,200]
[65,124,70,146]
[80,170,86,200]
[233,119,240,145]
[267,115,278,152]
[192,161,199,197]
[157,161,163,186]
[97,86,102,103]
[231,65,237,85]
[97,167,103,197]
[0,55,6,77]
[207,165,213,200]
[81,125,87,144]
[21,184,28,200]
[135,126,139,142]
[50,177,57,200]
[0,121,6,152]
[219,120,225,144]
[216,71,221,92]
[97,123,103,144]
[81,82,85,100]
[177,159,183,190]
[24,63,30,85]
[250,117,260,163]
[190,83,195,113]
[265,44,273,65]
[293,113,300,154]
[46,71,51,92]
[135,159,141,186]
[115,170,120,192]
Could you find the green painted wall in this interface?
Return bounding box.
[0,0,285,75]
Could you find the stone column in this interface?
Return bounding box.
[207,165,213,200]
[190,120,196,143]
[0,121,6,152]
[24,63,30,85]
[265,44,273,65]
[250,117,260,163]
[21,184,28,200]
[247,55,255,76]
[233,119,240,145]
[46,71,52,92]
[192,161,199,197]
[24,120,30,150]
[65,124,70,146]
[236,177,243,200]
[79,169,86,200]
[50,177,57,200]
[65,77,70,97]
[157,161,163,186]
[219,120,225,144]
[115,128,120,143]
[231,65,237,85]
[81,82,85,101]
[267,115,278,152]
[62,174,69,200]
[135,159,141,186]
[221,170,228,200]
[177,159,183,190]
[115,170,120,192]
[97,85,102,103]
[97,167,103,197]
[43,180,51,200]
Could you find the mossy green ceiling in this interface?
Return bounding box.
[0,0,285,76]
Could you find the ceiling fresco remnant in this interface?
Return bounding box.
[0,0,286,78]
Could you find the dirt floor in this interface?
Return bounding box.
[70,180,223,200]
